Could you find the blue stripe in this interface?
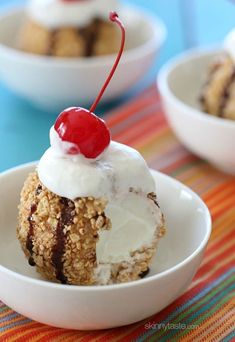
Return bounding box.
[0,318,32,332]
[221,330,235,342]
[0,306,9,314]
[0,312,19,324]
[138,268,235,342]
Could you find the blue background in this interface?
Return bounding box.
[1,0,235,172]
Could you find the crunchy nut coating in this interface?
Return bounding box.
[18,172,166,285]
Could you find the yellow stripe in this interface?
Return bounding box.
[210,210,235,241]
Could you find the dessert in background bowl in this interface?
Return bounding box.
[200,29,235,120]
[158,46,235,175]
[19,0,120,57]
[0,3,166,111]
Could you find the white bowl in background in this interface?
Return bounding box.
[0,6,166,112]
[158,47,235,175]
[0,163,211,330]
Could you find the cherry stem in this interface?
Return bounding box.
[89,12,126,113]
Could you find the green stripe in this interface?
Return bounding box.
[148,274,235,340]
[0,306,10,314]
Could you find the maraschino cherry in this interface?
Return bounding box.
[54,12,125,159]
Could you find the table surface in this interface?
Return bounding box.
[1,0,235,171]
[0,85,234,342]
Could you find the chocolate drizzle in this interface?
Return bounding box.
[52,198,75,284]
[139,268,150,279]
[79,18,101,57]
[26,204,37,266]
[35,185,42,195]
[46,18,102,57]
[200,61,222,113]
[219,68,235,117]
[147,192,160,208]
[48,29,58,56]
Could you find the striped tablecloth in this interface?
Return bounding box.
[0,86,235,341]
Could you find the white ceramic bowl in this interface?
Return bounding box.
[0,6,166,112]
[158,47,235,175]
[0,163,211,330]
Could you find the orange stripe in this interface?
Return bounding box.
[37,330,83,342]
[203,179,235,202]
[210,205,235,230]
[194,243,235,281]
[62,333,85,342]
[211,200,235,221]
[106,90,158,127]
[210,195,235,213]
[120,118,167,148]
[113,110,166,144]
[136,127,172,157]
[205,186,235,208]
[182,301,235,342]
[162,154,198,174]
[189,254,235,291]
[0,320,38,340]
[206,229,235,254]
[198,232,235,272]
[211,224,235,242]
[10,324,58,342]
[148,145,191,171]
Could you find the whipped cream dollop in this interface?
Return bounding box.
[224,28,235,62]
[38,127,161,282]
[27,0,119,28]
[38,127,155,200]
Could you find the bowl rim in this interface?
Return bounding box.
[157,45,235,128]
[0,4,167,67]
[0,162,212,292]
